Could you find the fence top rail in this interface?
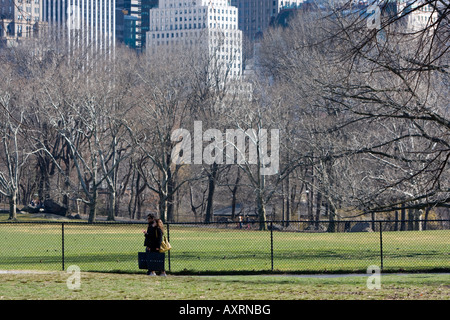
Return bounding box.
[0,219,449,225]
[0,220,149,225]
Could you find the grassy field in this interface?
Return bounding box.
[0,216,449,274]
[0,271,448,300]
[1,216,449,301]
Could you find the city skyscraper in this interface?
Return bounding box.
[146,0,243,79]
[40,0,116,54]
[230,0,304,41]
[116,0,158,51]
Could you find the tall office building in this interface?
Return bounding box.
[146,0,243,79]
[397,0,439,32]
[40,0,116,54]
[230,0,304,41]
[0,0,45,47]
[116,0,158,51]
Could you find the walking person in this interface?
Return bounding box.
[143,215,167,276]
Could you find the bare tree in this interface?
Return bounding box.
[320,0,450,213]
[0,63,33,219]
[130,45,196,222]
[257,2,449,226]
[33,43,134,222]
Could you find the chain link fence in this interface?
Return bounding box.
[0,220,448,274]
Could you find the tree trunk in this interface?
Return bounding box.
[326,200,336,233]
[159,195,168,222]
[400,203,406,231]
[137,194,143,220]
[204,163,218,223]
[230,188,238,221]
[136,179,146,221]
[128,169,137,219]
[107,189,116,221]
[314,191,322,229]
[414,209,422,231]
[394,211,398,231]
[423,207,430,231]
[307,188,314,222]
[371,211,375,231]
[408,208,414,231]
[107,135,118,221]
[165,163,175,222]
[37,154,51,201]
[8,191,18,220]
[281,181,286,226]
[256,191,267,230]
[88,188,98,223]
[284,177,290,227]
[167,190,174,222]
[231,168,241,220]
[289,182,298,227]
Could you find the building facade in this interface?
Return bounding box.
[230,0,305,41]
[116,0,158,51]
[146,0,243,79]
[39,0,116,54]
[116,10,138,48]
[398,0,439,32]
[0,0,45,47]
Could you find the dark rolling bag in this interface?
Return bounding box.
[138,252,165,271]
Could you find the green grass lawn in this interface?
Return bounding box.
[0,272,448,300]
[0,218,449,274]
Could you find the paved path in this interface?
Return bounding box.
[201,272,450,278]
[0,270,58,274]
[1,270,449,278]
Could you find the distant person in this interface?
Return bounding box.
[143,214,155,275]
[143,215,167,276]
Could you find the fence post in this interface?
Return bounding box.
[270,221,274,272]
[379,221,383,270]
[167,223,171,272]
[62,222,65,271]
